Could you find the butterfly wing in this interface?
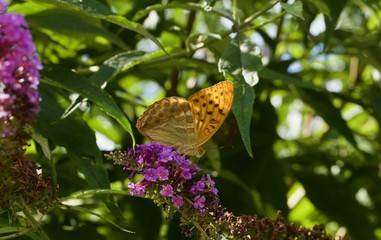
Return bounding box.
[136,96,198,154]
[188,81,234,146]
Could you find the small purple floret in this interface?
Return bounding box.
[172,196,184,208]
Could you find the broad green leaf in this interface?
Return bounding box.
[41,65,135,146]
[37,84,125,220]
[219,34,261,157]
[142,56,217,72]
[34,0,164,51]
[232,81,255,158]
[88,51,142,90]
[281,0,304,20]
[90,50,168,85]
[219,33,263,87]
[103,15,165,52]
[27,10,127,49]
[37,84,109,189]
[63,50,169,117]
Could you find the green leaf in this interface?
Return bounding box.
[322,0,349,45]
[219,34,262,157]
[36,84,109,189]
[68,206,134,233]
[41,65,135,146]
[219,33,263,87]
[35,0,165,51]
[90,50,167,85]
[305,0,330,17]
[63,50,169,118]
[28,10,128,49]
[37,84,125,220]
[281,0,305,20]
[232,81,255,158]
[27,126,51,160]
[103,15,165,52]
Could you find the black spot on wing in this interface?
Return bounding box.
[210,118,219,124]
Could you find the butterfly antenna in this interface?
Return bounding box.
[204,146,233,151]
[218,146,234,150]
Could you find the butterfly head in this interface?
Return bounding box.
[194,147,206,158]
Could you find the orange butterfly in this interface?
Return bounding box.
[136,81,234,157]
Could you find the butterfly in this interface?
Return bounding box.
[136,80,234,157]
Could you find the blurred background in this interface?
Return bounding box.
[4,0,381,239]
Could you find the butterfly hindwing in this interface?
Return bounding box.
[136,96,198,150]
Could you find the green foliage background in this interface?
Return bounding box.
[3,0,381,239]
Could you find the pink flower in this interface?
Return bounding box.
[144,168,158,182]
[156,166,169,180]
[193,195,206,209]
[171,196,183,208]
[0,0,8,14]
[190,180,205,194]
[128,182,146,196]
[160,184,173,197]
[181,169,192,180]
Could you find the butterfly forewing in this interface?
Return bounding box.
[136,97,198,149]
[188,81,234,146]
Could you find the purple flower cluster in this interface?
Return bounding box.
[116,143,219,210]
[0,0,8,14]
[0,6,42,130]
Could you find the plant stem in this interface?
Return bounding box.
[192,221,211,240]
[19,198,50,240]
[242,0,281,26]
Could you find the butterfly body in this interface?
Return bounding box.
[136,81,234,157]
